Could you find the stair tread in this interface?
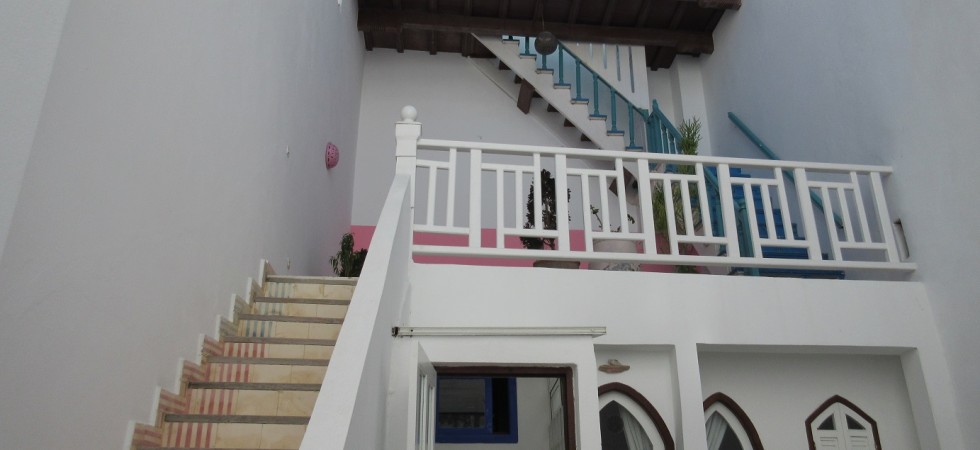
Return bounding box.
[265,275,356,285]
[237,313,343,325]
[222,336,336,346]
[140,446,280,450]
[139,448,274,450]
[252,296,350,305]
[207,356,329,366]
[164,414,309,424]
[187,382,322,391]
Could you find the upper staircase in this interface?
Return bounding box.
[128,266,356,450]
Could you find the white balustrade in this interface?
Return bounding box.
[395,107,915,273]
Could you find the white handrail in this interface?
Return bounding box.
[399,107,914,274]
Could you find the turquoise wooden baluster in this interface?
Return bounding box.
[592,73,600,117]
[610,90,621,134]
[627,108,637,148]
[541,50,548,70]
[573,61,586,101]
[557,49,565,85]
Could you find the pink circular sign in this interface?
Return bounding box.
[325,142,339,169]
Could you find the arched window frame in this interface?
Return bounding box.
[598,382,675,450]
[804,395,882,450]
[703,392,765,450]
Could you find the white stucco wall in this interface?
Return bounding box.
[595,346,678,442]
[0,2,363,449]
[699,1,980,445]
[352,50,578,227]
[0,0,71,263]
[699,352,919,449]
[437,377,553,450]
[404,263,957,449]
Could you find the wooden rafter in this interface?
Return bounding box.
[358,8,715,54]
[602,0,619,26]
[678,0,741,10]
[567,0,582,24]
[634,0,653,27]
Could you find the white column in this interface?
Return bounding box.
[670,56,714,156]
[674,342,709,450]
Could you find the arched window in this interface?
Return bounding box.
[598,383,675,450]
[703,393,764,450]
[805,396,881,450]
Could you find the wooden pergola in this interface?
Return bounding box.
[357,0,740,69]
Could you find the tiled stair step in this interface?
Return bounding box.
[253,296,350,306]
[238,314,342,325]
[221,342,333,360]
[263,278,355,300]
[139,448,272,450]
[165,415,309,425]
[248,301,347,320]
[235,320,341,340]
[185,388,318,417]
[156,422,307,449]
[139,448,270,450]
[208,356,329,366]
[188,382,321,391]
[266,275,356,285]
[222,336,335,346]
[205,361,327,384]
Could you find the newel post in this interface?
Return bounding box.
[395,105,420,176]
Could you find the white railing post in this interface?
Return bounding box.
[869,172,900,263]
[395,105,420,174]
[793,168,824,261]
[718,164,742,258]
[555,155,571,252]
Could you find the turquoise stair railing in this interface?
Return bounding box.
[727,112,844,229]
[514,36,650,151]
[510,35,754,273]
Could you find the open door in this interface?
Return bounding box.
[414,345,437,450]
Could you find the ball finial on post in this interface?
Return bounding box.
[400,105,418,122]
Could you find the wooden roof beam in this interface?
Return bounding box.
[634,0,652,27]
[567,0,582,24]
[677,0,741,10]
[358,8,715,54]
[498,0,509,18]
[602,0,619,26]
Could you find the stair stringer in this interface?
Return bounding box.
[467,57,596,150]
[478,35,627,152]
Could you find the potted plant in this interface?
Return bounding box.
[652,117,703,273]
[329,232,368,277]
[521,169,578,269]
[588,206,639,271]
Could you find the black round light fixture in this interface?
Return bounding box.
[535,31,558,55]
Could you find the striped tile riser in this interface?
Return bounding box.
[238,319,275,337]
[253,302,284,316]
[132,423,162,447]
[189,389,236,415]
[206,363,253,383]
[222,343,268,358]
[158,390,187,415]
[163,422,215,448]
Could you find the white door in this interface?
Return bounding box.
[415,345,437,450]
